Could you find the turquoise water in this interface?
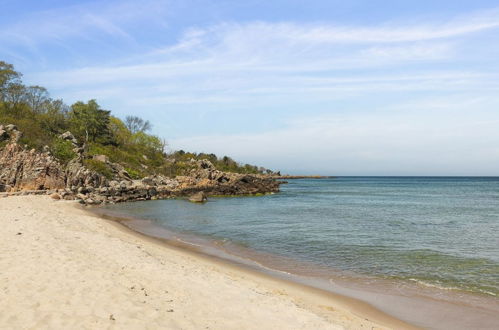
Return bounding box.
[102,177,499,297]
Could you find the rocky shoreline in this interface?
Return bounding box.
[273,175,333,179]
[0,125,281,205]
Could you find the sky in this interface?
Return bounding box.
[1,0,499,175]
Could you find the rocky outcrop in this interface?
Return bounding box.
[0,125,281,204]
[0,126,66,191]
[176,159,281,196]
[65,157,109,191]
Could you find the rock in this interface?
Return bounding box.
[73,147,84,154]
[0,129,7,140]
[5,124,17,131]
[189,191,207,203]
[0,125,281,203]
[0,143,65,191]
[93,154,108,163]
[76,193,87,200]
[59,131,78,145]
[84,198,96,205]
[141,177,155,186]
[50,193,61,200]
[66,157,108,191]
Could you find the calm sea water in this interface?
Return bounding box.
[102,177,499,297]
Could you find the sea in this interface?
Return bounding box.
[99,177,499,329]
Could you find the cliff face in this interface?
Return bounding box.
[0,125,66,192]
[0,143,65,191]
[0,125,281,203]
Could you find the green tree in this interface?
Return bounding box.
[0,61,22,103]
[109,116,132,146]
[39,99,69,134]
[124,115,152,134]
[25,85,49,113]
[69,100,111,143]
[132,131,165,154]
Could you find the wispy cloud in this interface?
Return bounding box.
[0,0,169,49]
[31,7,499,89]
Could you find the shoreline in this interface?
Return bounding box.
[0,195,412,329]
[94,200,499,330]
[95,208,417,329]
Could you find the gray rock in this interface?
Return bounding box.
[59,131,78,145]
[76,193,87,200]
[93,154,108,163]
[84,198,96,205]
[5,124,17,131]
[188,191,207,203]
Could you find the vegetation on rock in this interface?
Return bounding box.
[0,61,276,179]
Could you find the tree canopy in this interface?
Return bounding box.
[69,100,111,144]
[125,115,152,134]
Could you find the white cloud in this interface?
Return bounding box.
[29,7,499,100]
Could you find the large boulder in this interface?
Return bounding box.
[188,191,207,203]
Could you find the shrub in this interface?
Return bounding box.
[51,139,76,164]
[83,159,114,179]
[125,167,142,179]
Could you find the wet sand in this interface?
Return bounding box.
[97,203,499,330]
[0,195,415,329]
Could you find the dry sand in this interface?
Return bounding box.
[0,195,414,329]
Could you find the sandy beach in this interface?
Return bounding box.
[0,195,417,329]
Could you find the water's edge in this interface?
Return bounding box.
[91,204,499,330]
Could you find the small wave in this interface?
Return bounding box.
[408,278,461,291]
[217,248,294,276]
[213,238,230,246]
[249,260,294,276]
[408,279,497,296]
[477,289,497,296]
[175,237,203,248]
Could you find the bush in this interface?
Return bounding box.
[125,167,142,179]
[83,159,114,179]
[51,139,76,164]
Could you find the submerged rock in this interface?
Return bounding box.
[188,191,207,203]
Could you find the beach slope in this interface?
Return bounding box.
[0,196,402,329]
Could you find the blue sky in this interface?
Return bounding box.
[1,0,499,175]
